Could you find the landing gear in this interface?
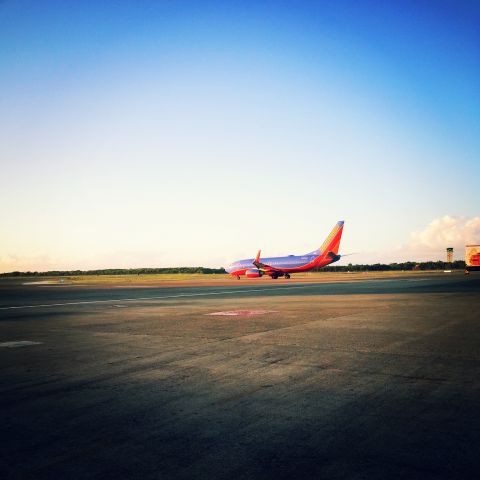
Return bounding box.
[237,275,241,280]
[285,273,290,279]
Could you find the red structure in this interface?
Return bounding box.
[465,245,480,272]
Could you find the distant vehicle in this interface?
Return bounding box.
[226,221,345,279]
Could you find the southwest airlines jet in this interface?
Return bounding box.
[226,221,345,279]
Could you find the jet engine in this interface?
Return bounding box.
[245,268,262,278]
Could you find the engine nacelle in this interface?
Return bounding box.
[245,268,262,278]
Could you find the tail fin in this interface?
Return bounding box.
[320,220,344,255]
[307,221,344,256]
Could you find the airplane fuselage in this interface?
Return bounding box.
[225,253,340,278]
[225,221,345,279]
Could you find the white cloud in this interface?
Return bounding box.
[0,250,169,273]
[340,215,480,264]
[393,215,480,262]
[409,215,480,250]
[0,254,58,273]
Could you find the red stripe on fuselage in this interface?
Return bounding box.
[229,254,335,276]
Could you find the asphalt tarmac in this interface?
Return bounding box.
[1,273,480,479]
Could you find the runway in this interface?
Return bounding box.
[1,273,478,311]
[1,273,479,479]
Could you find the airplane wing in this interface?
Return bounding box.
[253,250,282,272]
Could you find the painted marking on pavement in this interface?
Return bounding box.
[207,310,277,316]
[0,341,42,348]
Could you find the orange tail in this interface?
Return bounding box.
[319,221,344,255]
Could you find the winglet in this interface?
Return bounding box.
[255,250,261,264]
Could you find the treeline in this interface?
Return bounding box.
[320,260,466,272]
[1,261,467,277]
[0,267,227,277]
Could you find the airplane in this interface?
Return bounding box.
[225,221,345,279]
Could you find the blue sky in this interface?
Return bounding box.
[1,1,479,271]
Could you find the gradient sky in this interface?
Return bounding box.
[1,0,479,272]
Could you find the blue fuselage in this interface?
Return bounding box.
[225,254,317,274]
[226,221,344,278]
